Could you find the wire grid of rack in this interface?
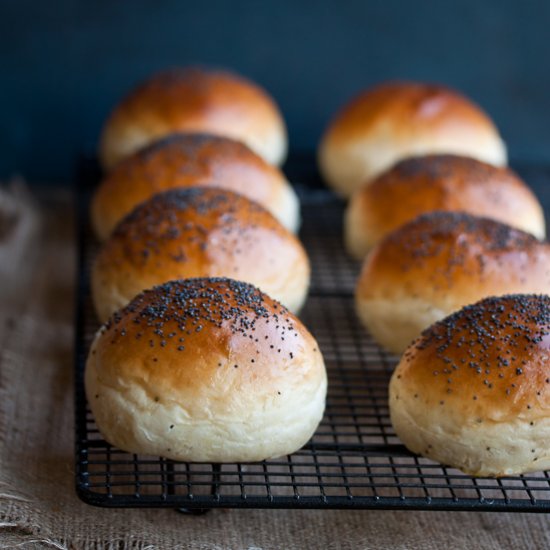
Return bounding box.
[75,158,550,511]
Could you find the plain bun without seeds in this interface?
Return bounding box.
[85,277,327,463]
[355,211,550,354]
[389,294,550,477]
[99,67,287,170]
[318,81,507,197]
[345,154,545,259]
[92,132,299,241]
[92,187,310,322]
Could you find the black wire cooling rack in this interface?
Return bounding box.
[75,156,550,512]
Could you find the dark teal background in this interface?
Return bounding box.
[2,0,550,182]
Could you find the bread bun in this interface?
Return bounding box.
[390,294,550,477]
[345,154,545,259]
[318,81,507,197]
[99,67,287,169]
[356,212,550,354]
[92,188,310,322]
[85,277,327,462]
[92,133,299,240]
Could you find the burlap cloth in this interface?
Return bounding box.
[1,185,550,549]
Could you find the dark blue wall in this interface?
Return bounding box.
[2,0,550,182]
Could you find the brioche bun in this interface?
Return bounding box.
[92,133,299,240]
[92,188,310,322]
[86,277,327,462]
[345,154,545,259]
[356,212,550,353]
[318,81,506,197]
[390,294,550,477]
[99,67,287,169]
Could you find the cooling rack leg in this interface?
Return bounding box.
[175,507,212,515]
[175,463,221,515]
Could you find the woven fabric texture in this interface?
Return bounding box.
[1,187,550,549]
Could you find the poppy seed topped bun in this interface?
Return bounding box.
[85,277,327,462]
[356,212,550,354]
[318,81,506,197]
[92,133,299,240]
[390,294,550,477]
[99,67,287,169]
[92,188,310,322]
[345,154,545,259]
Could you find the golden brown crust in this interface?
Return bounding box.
[355,212,550,354]
[345,155,545,258]
[92,188,310,320]
[94,277,320,395]
[318,82,507,197]
[325,81,498,144]
[99,67,287,169]
[86,277,327,462]
[357,211,550,303]
[92,133,298,240]
[396,294,550,422]
[389,294,550,476]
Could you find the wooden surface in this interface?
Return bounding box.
[2,187,550,549]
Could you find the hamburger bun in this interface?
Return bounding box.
[85,277,327,462]
[99,67,287,169]
[318,81,506,197]
[356,212,550,353]
[345,154,545,259]
[92,187,310,322]
[390,294,550,477]
[92,133,299,240]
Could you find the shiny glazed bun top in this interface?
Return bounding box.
[355,211,550,354]
[360,211,550,302]
[345,154,545,259]
[99,67,288,169]
[399,294,550,418]
[318,81,507,197]
[94,278,319,390]
[404,294,550,412]
[92,187,310,322]
[390,294,550,476]
[92,133,299,240]
[86,278,327,462]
